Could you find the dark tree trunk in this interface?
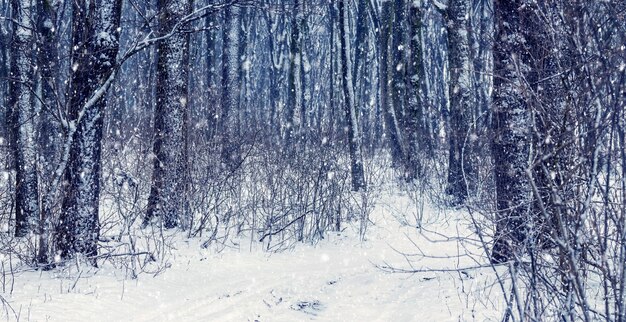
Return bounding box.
[446,0,475,205]
[9,0,39,237]
[262,8,281,143]
[36,0,60,265]
[57,0,123,262]
[380,0,404,167]
[328,1,337,140]
[339,0,366,191]
[145,0,192,229]
[285,0,305,153]
[204,7,219,141]
[0,0,10,153]
[490,0,533,264]
[354,0,376,155]
[220,4,241,168]
[404,1,426,181]
[36,0,60,171]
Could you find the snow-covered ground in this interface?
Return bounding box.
[2,190,506,321]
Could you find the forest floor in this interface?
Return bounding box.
[2,188,506,321]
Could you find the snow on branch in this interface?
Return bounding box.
[431,0,448,12]
[119,0,240,62]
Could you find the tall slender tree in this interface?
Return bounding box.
[446,0,475,204]
[36,0,60,170]
[220,3,241,168]
[379,0,404,167]
[0,0,9,145]
[404,0,426,180]
[353,0,375,154]
[204,7,220,140]
[9,0,39,237]
[339,0,365,191]
[35,0,61,266]
[145,0,192,229]
[284,0,302,152]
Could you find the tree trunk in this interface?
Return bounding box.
[220,4,241,168]
[284,0,302,153]
[339,0,366,191]
[0,0,10,151]
[380,0,404,167]
[56,0,123,262]
[36,0,60,173]
[490,0,533,264]
[262,7,282,143]
[446,0,475,205]
[9,0,39,237]
[205,7,219,140]
[145,0,192,229]
[36,0,60,266]
[404,1,426,181]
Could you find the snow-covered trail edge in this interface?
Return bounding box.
[4,190,504,322]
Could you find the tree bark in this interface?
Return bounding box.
[36,0,61,266]
[404,1,426,180]
[339,0,366,191]
[446,0,475,204]
[9,0,39,237]
[220,4,241,168]
[285,0,305,153]
[145,0,192,229]
[0,0,10,149]
[380,0,404,167]
[57,0,123,261]
[490,0,533,264]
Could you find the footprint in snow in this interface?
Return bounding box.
[290,300,325,316]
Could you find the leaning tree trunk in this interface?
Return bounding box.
[57,0,123,262]
[490,0,532,264]
[144,0,192,229]
[9,0,39,237]
[339,0,366,191]
[446,0,475,205]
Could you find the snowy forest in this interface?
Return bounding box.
[0,0,625,320]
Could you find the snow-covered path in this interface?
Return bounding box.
[3,192,503,321]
